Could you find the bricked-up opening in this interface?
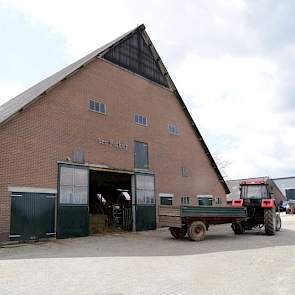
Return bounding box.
[89,170,132,233]
[103,31,169,88]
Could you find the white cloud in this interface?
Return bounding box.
[0,0,138,58]
[174,53,295,179]
[0,83,27,105]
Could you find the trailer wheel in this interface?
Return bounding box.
[187,221,206,241]
[264,209,276,235]
[231,222,244,235]
[169,227,186,239]
[275,214,281,232]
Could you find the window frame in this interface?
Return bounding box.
[135,174,155,205]
[159,193,173,206]
[89,99,107,115]
[134,141,149,170]
[215,196,223,205]
[59,165,88,205]
[181,196,190,205]
[181,167,188,177]
[197,195,213,206]
[168,123,180,136]
[134,113,148,126]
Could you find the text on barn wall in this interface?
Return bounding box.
[97,138,128,151]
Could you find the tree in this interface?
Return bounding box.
[212,152,230,179]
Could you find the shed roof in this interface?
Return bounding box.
[226,176,286,201]
[226,177,269,201]
[0,24,230,194]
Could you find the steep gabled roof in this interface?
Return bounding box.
[0,24,230,194]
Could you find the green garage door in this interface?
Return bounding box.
[134,174,156,231]
[57,165,89,238]
[10,192,56,241]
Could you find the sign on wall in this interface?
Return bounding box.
[97,138,128,151]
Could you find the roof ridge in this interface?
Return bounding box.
[226,176,269,181]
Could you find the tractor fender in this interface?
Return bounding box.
[261,199,276,209]
[232,199,244,207]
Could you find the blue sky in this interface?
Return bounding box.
[0,0,295,179]
[0,3,70,95]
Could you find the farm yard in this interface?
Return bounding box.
[1,214,295,295]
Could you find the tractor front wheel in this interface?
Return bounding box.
[275,214,281,231]
[264,209,276,235]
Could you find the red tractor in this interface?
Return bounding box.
[231,178,284,235]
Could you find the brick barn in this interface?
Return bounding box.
[0,24,229,241]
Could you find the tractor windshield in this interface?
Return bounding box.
[241,185,268,199]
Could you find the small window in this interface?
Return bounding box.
[197,195,213,206]
[216,197,223,205]
[168,124,179,135]
[160,194,173,205]
[135,113,148,126]
[181,196,190,205]
[89,99,106,114]
[181,167,188,177]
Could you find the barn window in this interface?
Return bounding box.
[181,167,188,177]
[134,141,149,169]
[215,197,223,205]
[136,175,155,204]
[60,166,88,204]
[135,114,148,126]
[197,195,213,206]
[160,194,173,205]
[181,196,190,205]
[89,99,106,114]
[168,124,179,135]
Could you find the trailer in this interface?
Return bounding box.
[159,205,247,241]
[286,201,295,214]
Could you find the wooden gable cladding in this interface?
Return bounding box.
[103,30,169,88]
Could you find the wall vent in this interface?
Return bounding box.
[72,150,85,164]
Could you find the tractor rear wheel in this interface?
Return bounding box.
[231,222,245,235]
[275,214,281,231]
[169,227,187,239]
[264,209,276,235]
[187,221,206,241]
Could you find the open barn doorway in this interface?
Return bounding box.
[89,170,132,234]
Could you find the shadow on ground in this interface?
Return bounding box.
[1,216,295,260]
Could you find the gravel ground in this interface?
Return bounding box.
[1,214,295,295]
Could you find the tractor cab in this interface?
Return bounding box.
[240,180,268,199]
[240,180,270,207]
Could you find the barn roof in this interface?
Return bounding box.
[0,24,230,194]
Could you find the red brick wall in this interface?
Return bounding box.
[0,58,226,240]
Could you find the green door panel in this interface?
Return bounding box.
[57,205,89,238]
[57,165,89,239]
[10,192,55,241]
[135,205,156,231]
